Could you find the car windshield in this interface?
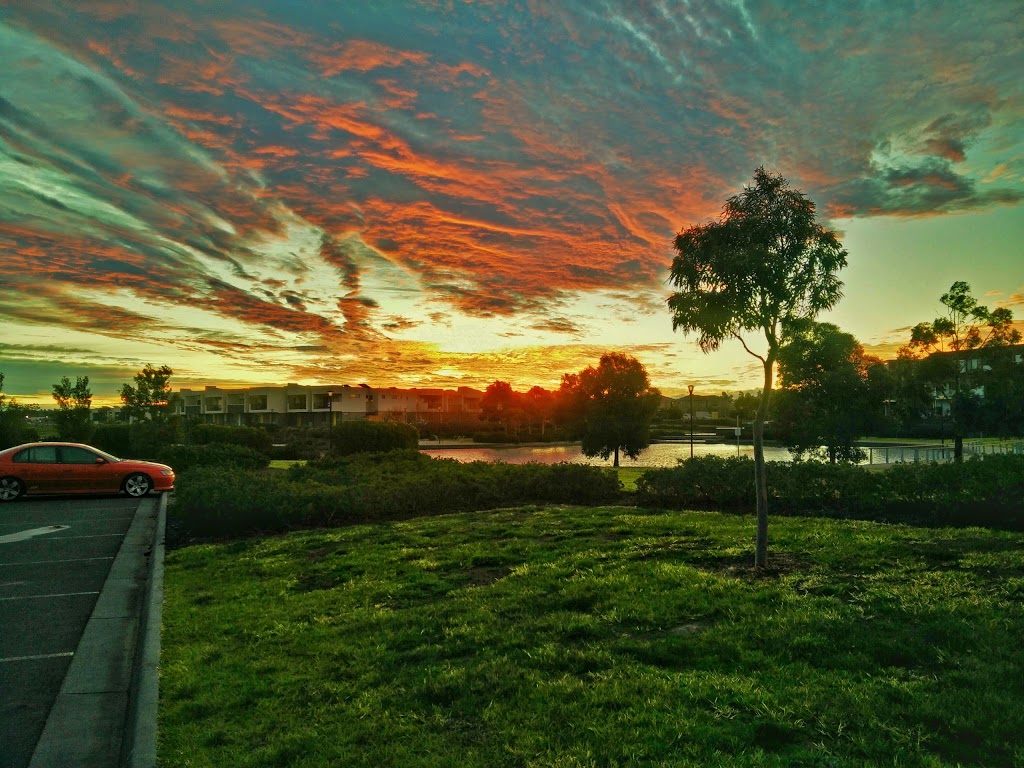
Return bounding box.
[91,447,122,462]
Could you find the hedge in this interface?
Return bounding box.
[636,454,1024,529]
[329,420,419,455]
[171,452,621,538]
[186,424,273,454]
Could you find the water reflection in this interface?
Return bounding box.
[421,441,794,467]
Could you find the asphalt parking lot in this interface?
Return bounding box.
[0,496,144,768]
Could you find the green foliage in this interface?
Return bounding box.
[900,282,1022,458]
[188,423,273,454]
[774,321,881,462]
[560,353,661,467]
[91,423,134,456]
[127,419,183,460]
[328,419,419,455]
[669,167,848,566]
[172,452,621,538]
[155,443,269,475]
[636,454,1024,529]
[0,372,40,449]
[51,375,94,442]
[120,364,174,422]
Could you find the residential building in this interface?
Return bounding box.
[175,384,484,427]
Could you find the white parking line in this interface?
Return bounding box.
[0,556,115,566]
[0,652,75,663]
[0,591,99,601]
[0,517,135,528]
[0,526,70,544]
[49,534,125,539]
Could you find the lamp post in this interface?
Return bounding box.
[688,384,695,459]
[327,390,334,452]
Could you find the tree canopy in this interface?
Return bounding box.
[899,281,1022,460]
[52,375,94,442]
[120,364,174,422]
[774,321,881,463]
[560,353,661,467]
[669,167,848,566]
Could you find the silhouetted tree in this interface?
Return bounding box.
[480,381,523,435]
[899,281,1021,460]
[51,375,94,442]
[0,372,40,449]
[120,364,174,422]
[669,167,847,567]
[560,353,661,467]
[774,321,881,463]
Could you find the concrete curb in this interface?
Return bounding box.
[28,494,165,768]
[121,491,166,768]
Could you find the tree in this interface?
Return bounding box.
[51,375,94,442]
[480,381,523,435]
[0,372,40,449]
[669,167,847,567]
[523,386,556,435]
[120,364,174,422]
[560,353,661,467]
[774,321,881,463]
[899,281,1021,460]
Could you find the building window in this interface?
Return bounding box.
[287,394,307,410]
[312,393,329,409]
[249,395,268,411]
[205,397,223,411]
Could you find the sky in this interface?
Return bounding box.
[1,0,1022,405]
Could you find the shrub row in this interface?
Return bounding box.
[154,443,269,474]
[187,424,273,454]
[171,451,621,538]
[636,454,1024,529]
[328,420,419,455]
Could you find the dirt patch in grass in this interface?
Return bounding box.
[461,565,512,587]
[691,551,812,579]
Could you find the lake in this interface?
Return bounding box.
[421,441,793,467]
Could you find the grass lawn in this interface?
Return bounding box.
[269,459,307,470]
[160,507,1024,767]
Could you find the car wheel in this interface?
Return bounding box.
[123,473,152,498]
[0,476,24,502]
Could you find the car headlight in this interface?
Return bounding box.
[161,469,174,476]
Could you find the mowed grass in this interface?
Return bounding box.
[159,507,1024,767]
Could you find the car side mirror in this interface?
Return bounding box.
[95,457,107,465]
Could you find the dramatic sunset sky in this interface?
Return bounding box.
[1,1,1022,404]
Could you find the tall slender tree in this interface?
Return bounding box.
[668,167,847,567]
[899,281,1021,461]
[52,375,94,442]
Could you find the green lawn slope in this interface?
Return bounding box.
[159,506,1024,767]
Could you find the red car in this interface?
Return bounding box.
[0,442,175,501]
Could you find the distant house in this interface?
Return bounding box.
[175,383,484,427]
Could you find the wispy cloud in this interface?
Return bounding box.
[1,2,1021,396]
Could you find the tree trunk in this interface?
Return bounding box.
[953,433,963,462]
[613,446,620,467]
[753,354,775,568]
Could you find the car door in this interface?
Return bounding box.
[11,445,60,493]
[57,445,112,492]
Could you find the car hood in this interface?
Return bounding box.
[120,459,174,473]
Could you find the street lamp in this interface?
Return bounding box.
[688,384,695,459]
[327,390,334,452]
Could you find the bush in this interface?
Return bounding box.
[91,423,134,456]
[155,443,269,474]
[636,454,1024,530]
[172,453,622,538]
[187,424,273,454]
[329,420,419,455]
